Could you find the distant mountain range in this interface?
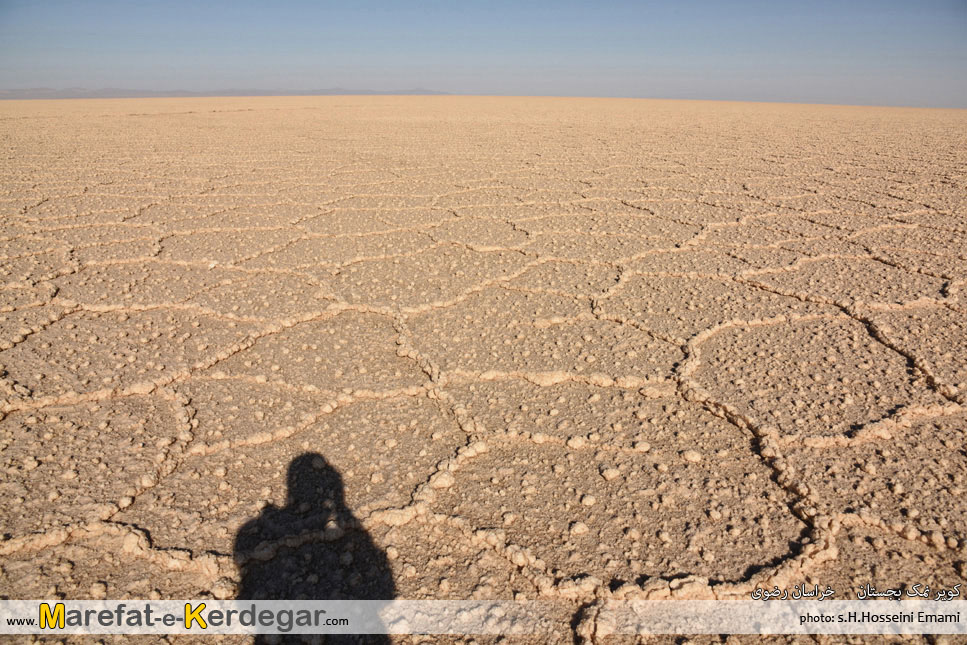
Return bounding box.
[0,87,450,100]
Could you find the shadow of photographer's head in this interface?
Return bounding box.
[283,452,350,523]
[234,451,395,606]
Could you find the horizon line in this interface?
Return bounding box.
[1,88,964,110]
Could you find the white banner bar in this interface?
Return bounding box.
[0,599,964,635]
[599,600,967,635]
[0,600,548,635]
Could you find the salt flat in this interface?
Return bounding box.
[1,96,965,641]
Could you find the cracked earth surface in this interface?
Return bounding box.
[1,96,966,643]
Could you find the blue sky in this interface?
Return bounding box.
[1,0,965,107]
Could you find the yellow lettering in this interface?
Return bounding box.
[39,603,65,629]
[184,602,207,629]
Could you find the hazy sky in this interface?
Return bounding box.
[1,0,965,107]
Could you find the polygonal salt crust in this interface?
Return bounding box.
[491,174,588,193]
[2,97,965,633]
[601,274,835,342]
[118,396,464,553]
[449,382,779,471]
[123,200,233,228]
[850,226,967,258]
[752,257,946,305]
[0,196,43,216]
[187,271,329,320]
[0,303,67,352]
[24,194,158,222]
[328,193,440,209]
[277,181,361,202]
[301,208,455,236]
[809,524,965,604]
[113,448,287,556]
[214,311,426,392]
[869,248,967,281]
[506,261,619,296]
[0,536,219,600]
[408,290,680,381]
[887,211,967,235]
[0,286,59,312]
[158,228,300,264]
[701,224,799,247]
[795,211,889,232]
[143,193,282,214]
[692,195,788,217]
[519,210,698,241]
[33,223,158,248]
[690,318,945,437]
[446,380,650,443]
[0,249,71,285]
[777,238,867,257]
[0,310,259,399]
[72,238,160,265]
[51,263,236,306]
[785,411,966,540]
[241,230,435,269]
[761,215,840,238]
[580,185,660,200]
[625,249,752,275]
[373,177,475,195]
[377,516,528,600]
[431,186,531,209]
[178,377,330,448]
[329,245,534,309]
[204,181,291,197]
[0,232,64,257]
[192,203,324,227]
[518,189,590,204]
[524,232,672,261]
[0,396,183,535]
[160,207,313,232]
[431,217,530,249]
[428,431,806,586]
[23,210,146,230]
[725,246,804,270]
[456,202,590,224]
[308,397,466,509]
[408,287,585,333]
[638,201,754,227]
[871,306,967,398]
[768,194,905,219]
[343,177,459,196]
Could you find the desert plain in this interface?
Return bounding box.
[0,96,966,642]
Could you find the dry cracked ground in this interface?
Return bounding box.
[1,96,966,644]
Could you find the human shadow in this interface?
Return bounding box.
[234,452,395,644]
